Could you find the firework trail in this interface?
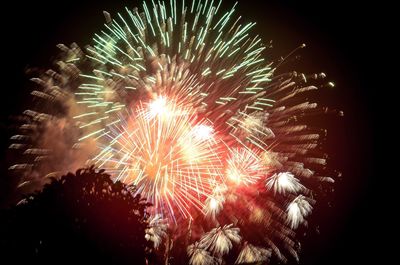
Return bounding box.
[9,0,340,263]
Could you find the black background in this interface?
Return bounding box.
[0,0,381,264]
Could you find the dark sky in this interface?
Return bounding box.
[0,0,380,264]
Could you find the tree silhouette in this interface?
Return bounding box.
[0,166,153,265]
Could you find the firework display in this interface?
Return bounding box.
[9,0,338,263]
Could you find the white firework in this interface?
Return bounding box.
[145,214,168,249]
[203,195,225,220]
[199,224,241,256]
[266,172,305,194]
[287,195,313,229]
[235,243,272,264]
[187,242,217,265]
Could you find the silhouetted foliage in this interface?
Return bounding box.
[0,166,153,265]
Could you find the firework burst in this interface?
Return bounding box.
[10,0,339,263]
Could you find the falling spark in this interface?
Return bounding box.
[235,243,272,264]
[266,172,305,194]
[287,195,313,229]
[145,214,168,249]
[187,242,217,265]
[199,224,241,256]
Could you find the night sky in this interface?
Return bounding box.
[0,0,379,264]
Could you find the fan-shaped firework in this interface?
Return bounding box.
[9,0,339,263]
